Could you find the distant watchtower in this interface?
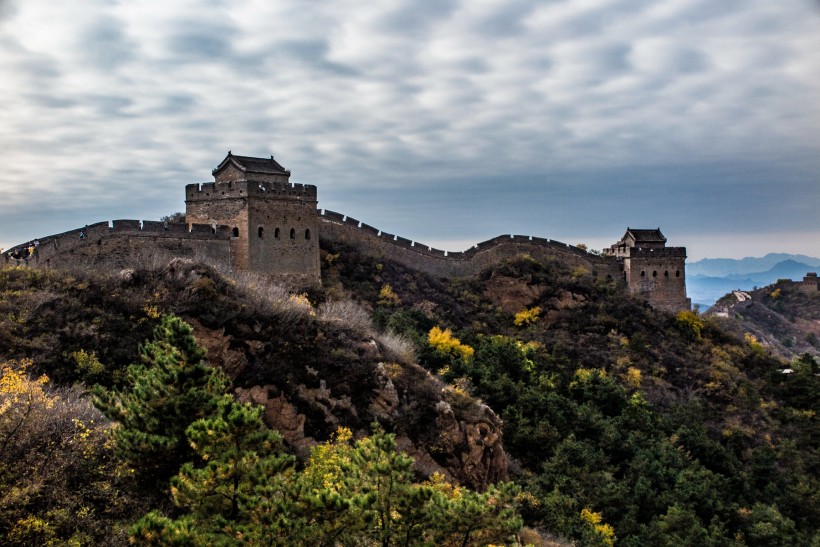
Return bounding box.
[604,228,690,311]
[801,273,819,292]
[185,152,320,286]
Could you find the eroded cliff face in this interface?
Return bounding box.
[189,309,507,491]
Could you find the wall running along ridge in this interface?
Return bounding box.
[3,209,691,310]
[1,148,689,311]
[3,210,621,282]
[317,209,623,281]
[2,220,233,272]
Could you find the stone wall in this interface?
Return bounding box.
[3,206,689,311]
[318,210,622,280]
[2,220,232,271]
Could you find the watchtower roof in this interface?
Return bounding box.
[213,151,289,177]
[623,228,666,244]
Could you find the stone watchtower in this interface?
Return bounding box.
[185,152,320,286]
[801,273,819,292]
[604,228,690,311]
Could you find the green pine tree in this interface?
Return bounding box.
[170,397,295,535]
[131,397,297,545]
[93,314,229,479]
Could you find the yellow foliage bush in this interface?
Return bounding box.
[513,306,541,327]
[745,333,764,353]
[288,293,315,315]
[0,359,52,418]
[572,367,606,386]
[428,326,474,360]
[70,349,104,377]
[675,310,704,339]
[302,426,355,492]
[625,367,642,388]
[377,284,400,306]
[143,305,161,319]
[581,507,616,546]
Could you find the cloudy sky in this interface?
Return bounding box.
[1,0,818,260]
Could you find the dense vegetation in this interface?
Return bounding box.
[709,279,820,360]
[323,242,820,546]
[1,242,818,545]
[0,264,523,545]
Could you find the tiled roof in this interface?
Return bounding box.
[626,228,666,243]
[214,152,289,175]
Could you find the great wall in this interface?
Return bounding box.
[2,153,691,311]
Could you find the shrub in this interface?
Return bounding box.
[675,310,704,340]
[376,331,416,365]
[514,306,542,327]
[377,284,401,306]
[318,299,373,331]
[428,326,474,361]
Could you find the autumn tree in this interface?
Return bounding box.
[0,359,138,545]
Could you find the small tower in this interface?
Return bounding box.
[604,228,690,311]
[801,272,819,292]
[185,152,320,286]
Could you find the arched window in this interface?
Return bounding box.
[232,227,239,238]
[290,228,295,239]
[652,271,657,277]
[676,270,681,277]
[640,271,645,277]
[664,270,669,277]
[258,226,264,238]
[275,228,280,239]
[305,228,311,240]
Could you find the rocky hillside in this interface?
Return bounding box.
[1,242,818,546]
[320,239,819,546]
[707,280,820,360]
[0,261,506,490]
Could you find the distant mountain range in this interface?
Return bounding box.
[688,254,820,309]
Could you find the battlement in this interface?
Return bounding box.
[3,220,230,257]
[2,153,687,309]
[619,247,687,259]
[2,219,233,272]
[317,210,610,264]
[319,210,454,259]
[186,179,317,202]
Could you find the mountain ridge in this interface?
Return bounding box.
[688,256,820,308]
[688,253,820,277]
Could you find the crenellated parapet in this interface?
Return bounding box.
[2,220,232,270]
[617,247,687,258]
[317,209,620,279]
[186,179,317,203]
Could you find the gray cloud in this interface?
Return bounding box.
[80,15,135,71]
[0,0,18,22]
[0,0,818,259]
[378,0,459,35]
[167,31,233,61]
